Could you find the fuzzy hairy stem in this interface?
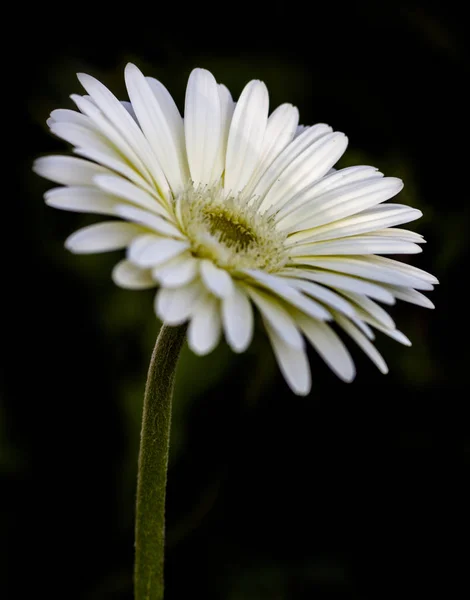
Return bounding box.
[134,323,187,600]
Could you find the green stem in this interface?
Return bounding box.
[134,323,187,600]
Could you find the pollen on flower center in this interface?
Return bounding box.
[176,183,288,272]
[204,208,256,249]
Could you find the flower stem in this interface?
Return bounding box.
[134,323,187,600]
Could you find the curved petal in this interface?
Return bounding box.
[50,121,157,197]
[200,259,234,298]
[112,259,156,289]
[77,71,171,198]
[243,103,299,198]
[291,256,435,290]
[125,64,188,193]
[295,312,356,382]
[253,123,332,208]
[340,291,396,330]
[244,284,304,349]
[33,155,109,186]
[94,174,173,218]
[275,165,383,222]
[45,187,118,215]
[264,321,311,396]
[261,132,348,213]
[211,84,235,181]
[224,80,269,194]
[243,269,331,321]
[49,108,91,127]
[115,204,185,239]
[279,177,403,232]
[384,286,435,309]
[221,283,254,352]
[152,254,199,288]
[285,203,422,246]
[128,235,189,267]
[290,235,422,256]
[285,278,356,318]
[184,68,222,187]
[187,292,222,355]
[155,280,203,325]
[334,312,388,374]
[71,92,165,194]
[280,268,396,305]
[65,221,144,254]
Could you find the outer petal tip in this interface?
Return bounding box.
[76,72,92,87]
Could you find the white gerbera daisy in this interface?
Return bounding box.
[34,64,437,395]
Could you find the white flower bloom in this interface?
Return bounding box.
[34,64,437,395]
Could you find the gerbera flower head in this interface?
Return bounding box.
[34,64,437,395]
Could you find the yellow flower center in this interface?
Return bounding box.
[176,183,288,272]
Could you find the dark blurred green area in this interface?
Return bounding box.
[2,1,469,598]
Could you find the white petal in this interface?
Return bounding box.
[112,259,156,289]
[65,221,144,254]
[367,228,425,243]
[253,123,332,209]
[33,155,109,186]
[50,121,116,159]
[221,283,254,352]
[275,165,383,222]
[244,284,304,349]
[285,278,356,317]
[146,76,184,139]
[351,317,375,340]
[77,71,171,198]
[340,291,396,330]
[94,174,172,218]
[386,286,435,309]
[155,280,203,325]
[261,132,348,213]
[44,187,118,215]
[294,125,309,138]
[264,321,311,396]
[279,177,403,232]
[292,256,435,290]
[290,235,422,256]
[280,268,396,305]
[128,235,190,267]
[242,103,299,198]
[73,145,158,198]
[299,164,383,197]
[334,313,388,374]
[295,313,356,382]
[184,68,222,187]
[224,80,269,194]
[71,93,161,193]
[125,64,188,193]
[152,254,199,288]
[49,108,90,127]
[187,293,222,355]
[115,204,184,239]
[367,255,438,284]
[376,326,411,346]
[146,74,188,181]
[50,120,156,197]
[211,84,235,181]
[243,269,331,321]
[200,259,234,298]
[120,101,137,121]
[285,203,422,246]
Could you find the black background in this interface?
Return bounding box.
[3,1,469,598]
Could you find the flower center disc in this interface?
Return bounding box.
[205,209,256,250]
[177,183,288,272]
